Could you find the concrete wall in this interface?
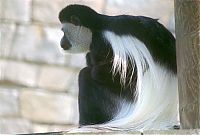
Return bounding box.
[0,0,174,134]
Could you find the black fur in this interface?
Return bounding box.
[59,5,176,126]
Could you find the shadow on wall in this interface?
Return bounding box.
[0,0,174,134]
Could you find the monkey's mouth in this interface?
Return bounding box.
[60,37,72,50]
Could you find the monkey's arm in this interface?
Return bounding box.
[86,52,121,88]
[91,61,137,89]
[87,31,136,88]
[91,62,122,88]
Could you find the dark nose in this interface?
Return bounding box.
[60,36,71,50]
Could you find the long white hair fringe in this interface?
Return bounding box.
[69,31,179,133]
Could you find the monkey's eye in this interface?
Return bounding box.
[70,15,80,26]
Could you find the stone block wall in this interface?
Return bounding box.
[0,0,174,134]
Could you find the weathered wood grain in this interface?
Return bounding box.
[174,0,200,129]
[144,129,200,135]
[17,130,200,135]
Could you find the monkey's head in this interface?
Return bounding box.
[58,5,101,53]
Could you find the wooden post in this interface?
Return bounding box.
[174,0,200,129]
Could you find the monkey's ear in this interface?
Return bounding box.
[70,15,80,26]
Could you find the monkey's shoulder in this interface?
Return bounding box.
[104,15,173,39]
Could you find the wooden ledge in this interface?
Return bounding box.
[19,129,200,135]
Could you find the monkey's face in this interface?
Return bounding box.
[60,21,92,53]
[59,5,100,53]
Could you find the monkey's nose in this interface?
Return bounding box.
[60,38,71,50]
[61,43,70,50]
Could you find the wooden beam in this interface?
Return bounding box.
[174,0,200,129]
[17,130,200,135]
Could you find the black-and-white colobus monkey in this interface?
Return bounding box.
[59,4,178,131]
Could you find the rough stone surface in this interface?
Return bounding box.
[38,66,77,91]
[4,61,39,87]
[10,25,42,61]
[67,71,79,96]
[0,23,16,57]
[0,118,32,134]
[0,0,31,22]
[168,14,175,35]
[0,60,6,80]
[0,0,2,18]
[20,89,79,124]
[68,53,86,68]
[9,24,70,65]
[0,87,19,117]
[105,0,174,28]
[32,0,105,24]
